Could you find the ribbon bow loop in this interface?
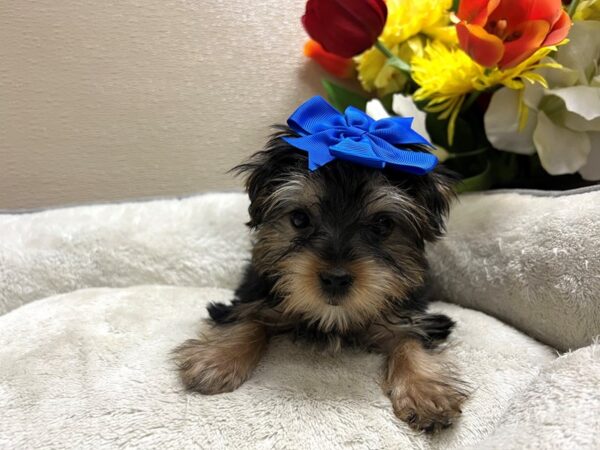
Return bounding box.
[344,106,374,132]
[283,96,438,175]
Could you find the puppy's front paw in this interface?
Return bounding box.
[173,321,268,395]
[173,338,243,394]
[386,377,467,433]
[383,339,468,433]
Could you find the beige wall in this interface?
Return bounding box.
[0,0,324,210]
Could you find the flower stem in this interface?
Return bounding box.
[568,0,582,18]
[462,91,482,111]
[445,147,489,160]
[375,40,411,74]
[374,40,394,58]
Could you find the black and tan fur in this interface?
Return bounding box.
[174,126,468,432]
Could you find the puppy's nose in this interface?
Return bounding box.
[319,267,353,297]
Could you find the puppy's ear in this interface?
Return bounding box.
[411,166,458,241]
[390,165,457,242]
[232,126,305,228]
[233,150,274,228]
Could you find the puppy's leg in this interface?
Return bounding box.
[383,338,467,433]
[174,320,268,394]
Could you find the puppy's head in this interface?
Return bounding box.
[235,126,456,332]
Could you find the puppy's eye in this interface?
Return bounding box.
[371,214,394,237]
[290,210,310,229]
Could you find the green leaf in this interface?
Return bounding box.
[451,0,461,12]
[491,152,520,185]
[456,161,493,193]
[321,79,368,112]
[425,113,476,151]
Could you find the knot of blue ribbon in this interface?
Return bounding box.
[282,96,438,175]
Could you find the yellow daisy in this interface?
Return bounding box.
[356,0,456,95]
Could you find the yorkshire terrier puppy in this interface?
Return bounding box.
[174,125,468,433]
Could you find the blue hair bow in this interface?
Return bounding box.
[282,96,438,175]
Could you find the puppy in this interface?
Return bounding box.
[174,126,468,433]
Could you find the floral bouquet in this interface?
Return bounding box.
[300,0,600,191]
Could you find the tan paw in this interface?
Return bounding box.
[173,338,245,394]
[173,321,268,395]
[386,378,467,433]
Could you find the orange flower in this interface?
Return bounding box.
[456,0,571,69]
[303,40,354,78]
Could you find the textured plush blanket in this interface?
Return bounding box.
[429,187,600,351]
[1,191,599,448]
[0,286,577,449]
[2,189,598,350]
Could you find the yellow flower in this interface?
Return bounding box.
[356,0,456,95]
[574,0,600,21]
[411,41,562,144]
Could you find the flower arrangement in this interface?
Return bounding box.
[301,0,600,190]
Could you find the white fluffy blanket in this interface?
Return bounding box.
[1,191,599,448]
[0,194,251,315]
[0,286,561,449]
[428,187,600,351]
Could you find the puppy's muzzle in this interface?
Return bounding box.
[318,267,353,301]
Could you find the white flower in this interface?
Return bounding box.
[485,88,537,155]
[365,99,391,120]
[484,21,600,180]
[392,94,430,142]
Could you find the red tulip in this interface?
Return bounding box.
[303,40,355,78]
[302,0,388,58]
[456,0,571,69]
